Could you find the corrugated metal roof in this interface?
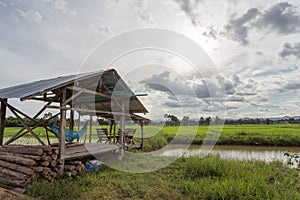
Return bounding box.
[0,71,98,99]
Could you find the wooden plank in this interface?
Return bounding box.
[63,144,121,160]
[0,99,7,146]
[58,87,67,175]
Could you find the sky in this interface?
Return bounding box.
[0,0,300,120]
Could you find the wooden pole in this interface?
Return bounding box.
[77,113,81,143]
[0,99,7,146]
[69,110,74,131]
[141,120,144,151]
[109,119,113,134]
[120,100,125,145]
[113,120,116,143]
[89,115,92,143]
[58,88,67,175]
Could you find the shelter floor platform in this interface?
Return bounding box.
[63,143,122,160]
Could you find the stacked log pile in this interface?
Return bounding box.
[0,145,85,193]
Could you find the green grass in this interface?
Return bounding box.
[26,156,300,200]
[4,124,300,146]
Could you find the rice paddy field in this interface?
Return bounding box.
[3,124,300,146]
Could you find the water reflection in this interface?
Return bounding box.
[161,145,300,165]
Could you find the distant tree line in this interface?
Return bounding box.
[4,113,60,127]
[161,114,300,126]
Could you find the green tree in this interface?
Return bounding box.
[181,116,189,126]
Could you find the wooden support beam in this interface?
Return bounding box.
[0,99,7,146]
[7,105,45,145]
[5,113,60,145]
[4,94,60,145]
[45,105,133,117]
[141,120,144,151]
[59,87,67,175]
[62,90,84,106]
[68,86,116,99]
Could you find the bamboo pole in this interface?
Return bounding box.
[0,99,7,146]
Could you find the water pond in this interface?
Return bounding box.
[161,145,300,165]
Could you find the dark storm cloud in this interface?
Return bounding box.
[225,2,300,45]
[279,42,300,59]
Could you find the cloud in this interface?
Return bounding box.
[226,96,245,102]
[202,26,218,39]
[279,42,300,59]
[14,9,43,24]
[134,0,154,23]
[53,0,67,10]
[283,80,300,90]
[140,71,249,101]
[225,8,260,44]
[256,2,300,34]
[164,101,199,108]
[259,108,270,112]
[172,0,200,26]
[225,2,300,45]
[0,1,7,7]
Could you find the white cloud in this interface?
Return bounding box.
[53,0,66,10]
[14,9,43,24]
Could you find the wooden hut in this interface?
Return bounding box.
[0,69,149,186]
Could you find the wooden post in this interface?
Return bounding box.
[69,110,74,131]
[109,119,113,134]
[113,120,116,143]
[141,120,144,151]
[0,99,7,146]
[59,88,67,174]
[120,100,125,145]
[89,115,92,143]
[77,113,81,143]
